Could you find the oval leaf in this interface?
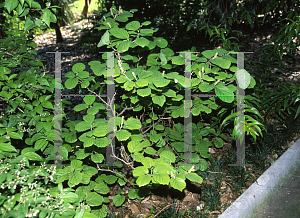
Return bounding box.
[117,40,131,52]
[115,130,131,141]
[126,21,140,31]
[97,30,110,47]
[123,118,142,130]
[110,28,129,39]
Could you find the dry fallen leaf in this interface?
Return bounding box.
[130,203,140,215]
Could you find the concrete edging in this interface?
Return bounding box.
[218,138,300,218]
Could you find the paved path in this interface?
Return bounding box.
[254,163,300,217]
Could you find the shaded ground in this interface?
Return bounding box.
[31,12,300,217]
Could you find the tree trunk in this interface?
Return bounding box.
[51,22,64,43]
[82,0,92,17]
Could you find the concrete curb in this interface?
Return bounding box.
[218,138,300,218]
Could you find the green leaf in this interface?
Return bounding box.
[106,175,118,184]
[223,54,237,64]
[161,89,175,97]
[16,3,24,15]
[126,21,140,31]
[137,87,151,97]
[247,14,252,25]
[136,79,149,87]
[0,143,17,152]
[159,53,167,65]
[61,192,79,203]
[136,175,152,187]
[8,132,22,139]
[71,160,83,170]
[198,158,208,171]
[214,137,224,148]
[170,177,186,192]
[23,152,43,161]
[154,38,168,48]
[115,13,129,21]
[160,151,176,163]
[65,78,79,89]
[135,37,150,47]
[150,134,161,143]
[152,95,166,107]
[161,48,175,57]
[145,147,156,155]
[131,134,143,142]
[34,139,47,150]
[38,77,50,86]
[214,84,234,103]
[210,57,231,69]
[75,149,90,159]
[24,17,35,31]
[68,170,82,187]
[97,30,110,47]
[42,9,52,28]
[88,106,100,115]
[73,63,86,73]
[152,77,170,87]
[78,71,89,79]
[141,140,151,148]
[152,173,170,185]
[113,195,125,207]
[117,40,131,52]
[75,121,91,132]
[154,124,164,130]
[86,192,103,206]
[124,80,135,91]
[80,134,92,146]
[83,114,95,126]
[91,153,104,163]
[186,173,203,184]
[202,50,215,59]
[5,0,18,14]
[94,181,110,195]
[115,75,128,83]
[83,96,96,105]
[133,166,148,177]
[141,21,151,26]
[74,104,89,112]
[115,130,131,141]
[128,140,143,153]
[186,22,192,32]
[31,1,41,9]
[91,64,105,77]
[123,118,142,130]
[140,29,154,36]
[236,69,251,89]
[81,173,91,184]
[171,56,185,65]
[93,126,107,137]
[141,157,154,168]
[110,28,129,39]
[198,83,214,92]
[213,48,228,55]
[36,122,43,133]
[295,105,300,119]
[41,101,53,109]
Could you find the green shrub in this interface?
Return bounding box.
[0,2,265,217]
[0,153,85,218]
